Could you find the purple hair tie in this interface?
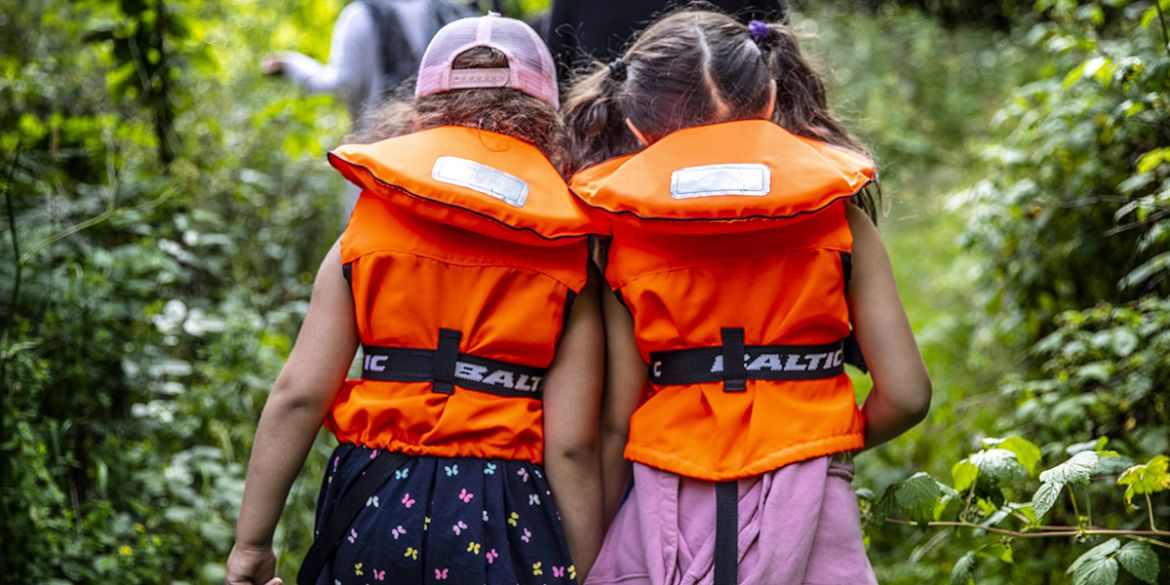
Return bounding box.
[748,20,771,44]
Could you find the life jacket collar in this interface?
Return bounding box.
[329,126,599,243]
[571,120,875,234]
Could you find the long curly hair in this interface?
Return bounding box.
[352,47,568,174]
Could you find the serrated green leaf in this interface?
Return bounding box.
[1072,557,1118,585]
[1040,451,1099,485]
[1032,481,1063,520]
[952,460,979,492]
[895,472,943,525]
[1069,539,1121,585]
[1117,455,1170,505]
[999,436,1043,475]
[950,551,975,585]
[970,448,1028,485]
[1115,541,1159,584]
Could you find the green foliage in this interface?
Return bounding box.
[1064,538,1162,585]
[1068,539,1120,585]
[856,2,1170,583]
[1114,540,1160,585]
[1117,455,1170,506]
[1,0,344,582]
[870,436,1167,584]
[1005,298,1170,455]
[952,0,1170,351]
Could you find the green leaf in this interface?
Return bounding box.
[1031,481,1063,520]
[1068,539,1121,585]
[978,543,1014,564]
[970,448,1028,484]
[1120,252,1170,291]
[1063,60,1088,87]
[950,551,975,585]
[1115,541,1159,584]
[998,436,1043,475]
[1136,148,1168,174]
[1040,451,1098,485]
[894,472,943,525]
[952,460,979,491]
[1117,455,1170,505]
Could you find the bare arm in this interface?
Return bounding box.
[261,4,375,110]
[542,280,605,580]
[597,287,646,522]
[846,204,932,448]
[226,239,358,585]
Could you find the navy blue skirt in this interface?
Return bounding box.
[312,444,577,584]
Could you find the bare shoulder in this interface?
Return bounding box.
[845,203,890,263]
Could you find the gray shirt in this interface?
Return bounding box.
[276,0,433,123]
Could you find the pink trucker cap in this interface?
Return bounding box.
[415,13,559,109]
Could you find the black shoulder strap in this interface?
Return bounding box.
[838,251,869,373]
[297,450,409,585]
[427,0,475,28]
[358,0,417,96]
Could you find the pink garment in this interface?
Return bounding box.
[585,457,878,585]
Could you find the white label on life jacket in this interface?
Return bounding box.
[670,163,771,199]
[432,156,529,207]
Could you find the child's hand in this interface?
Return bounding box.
[225,542,280,585]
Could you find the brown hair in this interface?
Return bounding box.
[352,47,568,174]
[562,9,880,220]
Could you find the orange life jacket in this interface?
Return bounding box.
[572,120,875,481]
[325,126,595,463]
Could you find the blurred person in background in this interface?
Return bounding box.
[261,0,473,218]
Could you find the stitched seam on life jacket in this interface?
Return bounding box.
[610,244,850,289]
[347,246,586,292]
[330,153,595,242]
[568,183,869,225]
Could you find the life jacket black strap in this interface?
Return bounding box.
[720,328,747,392]
[648,338,849,388]
[432,328,462,394]
[714,480,739,585]
[297,450,409,585]
[361,337,546,399]
[844,332,868,374]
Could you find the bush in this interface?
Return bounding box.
[863,2,1170,583]
[1,0,343,582]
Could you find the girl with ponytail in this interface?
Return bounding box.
[564,8,931,585]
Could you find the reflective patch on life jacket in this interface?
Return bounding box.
[669,163,771,199]
[432,156,530,208]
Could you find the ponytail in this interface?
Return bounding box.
[561,59,640,175]
[761,23,882,222]
[561,9,882,221]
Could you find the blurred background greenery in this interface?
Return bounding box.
[1,0,1166,583]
